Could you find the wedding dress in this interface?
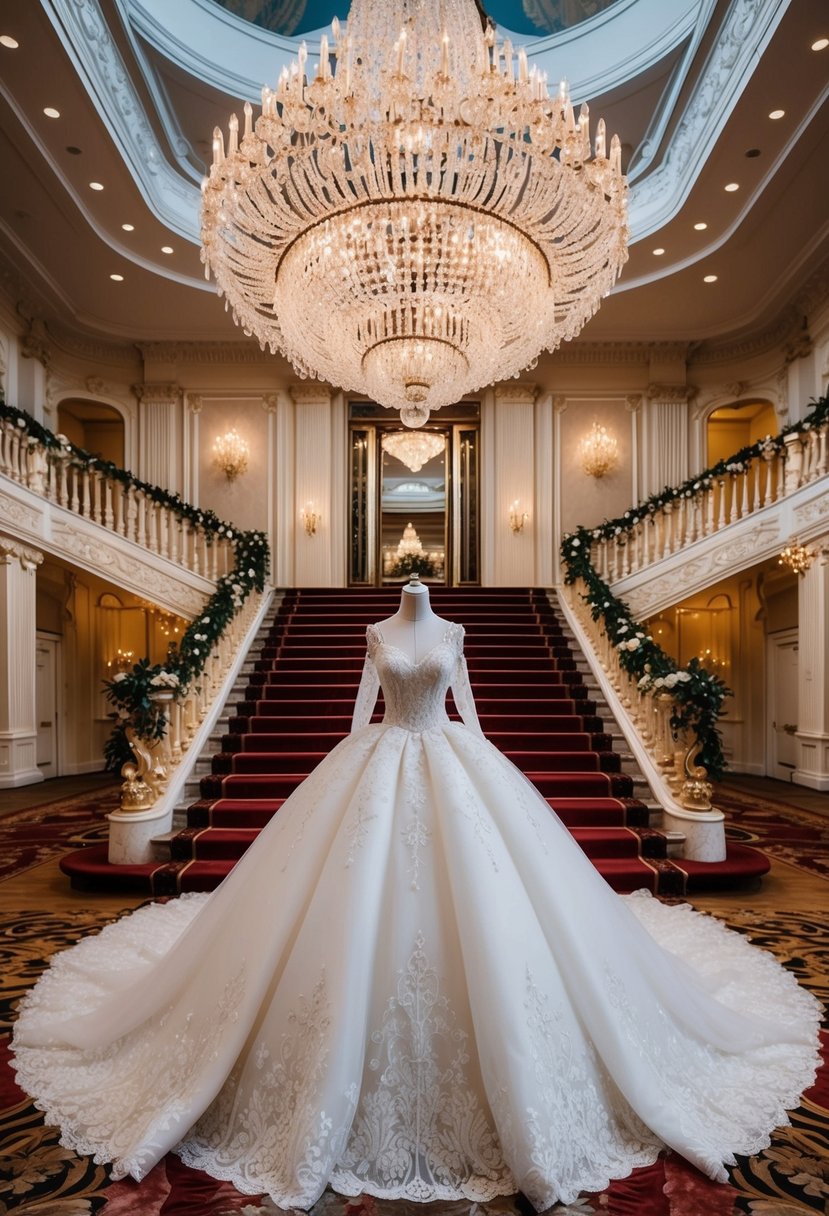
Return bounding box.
[11,622,821,1213]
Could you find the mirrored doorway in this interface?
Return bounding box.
[349,404,479,586]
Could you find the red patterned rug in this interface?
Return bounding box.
[0,784,116,884]
[717,783,829,883]
[0,905,826,1215]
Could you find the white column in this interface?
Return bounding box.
[133,381,183,492]
[794,540,829,790]
[534,391,555,587]
[272,390,295,588]
[0,537,45,787]
[644,384,693,496]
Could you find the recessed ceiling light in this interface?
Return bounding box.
[160,245,174,254]
[724,182,739,192]
[652,247,665,256]
[110,273,124,282]
[65,145,82,155]
[121,223,135,232]
[703,274,718,283]
[768,109,785,120]
[811,37,828,51]
[43,107,60,119]
[693,222,708,231]
[89,181,104,191]
[0,35,19,49]
[745,148,761,158]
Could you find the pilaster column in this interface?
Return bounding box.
[0,537,45,787]
[794,540,829,790]
[644,383,695,497]
[133,381,184,493]
[493,383,537,587]
[292,384,333,587]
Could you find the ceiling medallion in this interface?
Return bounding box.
[201,0,629,426]
[382,429,446,471]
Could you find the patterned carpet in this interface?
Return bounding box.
[1,779,828,1213]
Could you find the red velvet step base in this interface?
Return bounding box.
[61,587,770,897]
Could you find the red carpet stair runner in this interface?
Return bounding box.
[62,588,768,895]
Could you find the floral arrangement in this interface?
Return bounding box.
[388,553,438,579]
[560,392,829,781]
[0,400,270,771]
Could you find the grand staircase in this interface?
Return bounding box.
[61,587,768,895]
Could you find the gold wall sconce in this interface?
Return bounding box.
[212,428,249,481]
[509,500,528,534]
[301,502,320,536]
[579,421,618,478]
[778,540,815,576]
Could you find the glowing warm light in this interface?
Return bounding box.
[578,421,618,478]
[779,540,815,576]
[693,222,708,230]
[89,181,104,191]
[201,0,629,428]
[724,182,739,192]
[43,107,60,119]
[703,274,718,283]
[768,109,785,119]
[0,35,19,49]
[212,428,249,481]
[652,247,665,256]
[122,223,135,232]
[381,430,445,472]
[109,273,124,281]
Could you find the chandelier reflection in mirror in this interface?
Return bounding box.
[382,429,446,471]
[201,0,629,428]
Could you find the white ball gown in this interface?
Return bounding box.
[11,622,821,1213]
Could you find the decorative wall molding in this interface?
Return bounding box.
[136,340,272,365]
[645,383,697,404]
[290,384,331,406]
[132,381,184,405]
[0,535,44,570]
[495,383,538,404]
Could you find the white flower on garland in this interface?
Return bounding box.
[150,671,181,689]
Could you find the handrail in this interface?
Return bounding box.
[0,400,270,798]
[561,393,829,782]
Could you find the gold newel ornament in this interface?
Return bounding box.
[201,0,629,427]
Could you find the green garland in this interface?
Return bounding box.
[0,400,270,771]
[560,393,829,781]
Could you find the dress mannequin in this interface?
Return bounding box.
[377,574,450,662]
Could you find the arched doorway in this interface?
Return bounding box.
[57,399,125,467]
[706,400,777,466]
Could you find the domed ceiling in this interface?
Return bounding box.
[208,0,623,37]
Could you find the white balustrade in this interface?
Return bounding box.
[590,420,828,581]
[0,417,235,579]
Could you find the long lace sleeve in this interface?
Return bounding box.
[449,626,484,738]
[350,627,380,733]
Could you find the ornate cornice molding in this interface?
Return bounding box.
[132,381,183,405]
[495,383,538,404]
[290,384,331,406]
[0,534,44,570]
[645,383,697,404]
[135,340,276,365]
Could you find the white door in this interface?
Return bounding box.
[35,634,60,779]
[767,630,799,780]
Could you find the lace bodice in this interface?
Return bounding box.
[351,621,482,735]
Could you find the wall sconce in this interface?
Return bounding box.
[509,500,528,534]
[778,540,814,576]
[212,428,249,481]
[301,502,320,536]
[579,421,618,478]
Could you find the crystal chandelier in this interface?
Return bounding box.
[397,521,425,556]
[212,428,250,480]
[578,420,618,478]
[382,429,446,471]
[778,540,814,576]
[201,0,628,427]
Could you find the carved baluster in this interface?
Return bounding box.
[136,491,146,547]
[103,478,114,529]
[211,539,219,581]
[168,699,183,765]
[68,464,79,515]
[783,432,804,495]
[159,509,169,559]
[147,501,158,552]
[818,423,828,477]
[27,446,48,495]
[661,503,672,558]
[740,465,750,517]
[715,479,726,530]
[114,483,126,536]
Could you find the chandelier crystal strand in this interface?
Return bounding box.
[201,0,628,426]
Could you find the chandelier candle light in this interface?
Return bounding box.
[201,0,629,428]
[213,428,250,480]
[579,420,618,478]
